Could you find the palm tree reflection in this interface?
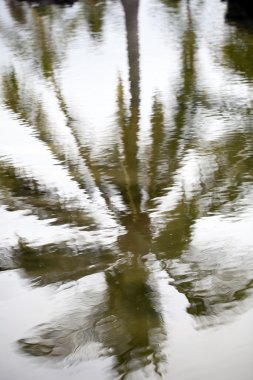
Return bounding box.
[16,1,166,377]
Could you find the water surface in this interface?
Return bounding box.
[1,0,253,379]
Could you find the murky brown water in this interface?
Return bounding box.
[0,0,253,379]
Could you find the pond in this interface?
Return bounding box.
[0,0,253,379]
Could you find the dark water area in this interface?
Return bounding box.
[226,0,253,23]
[0,0,253,379]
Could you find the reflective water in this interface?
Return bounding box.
[0,0,253,379]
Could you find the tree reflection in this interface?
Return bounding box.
[8,0,167,376]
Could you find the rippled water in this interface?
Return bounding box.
[0,0,253,379]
